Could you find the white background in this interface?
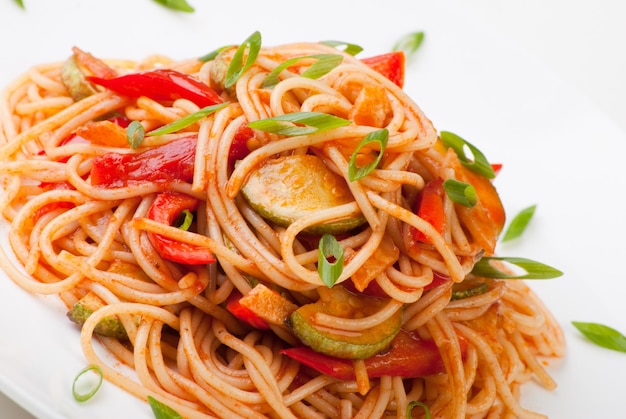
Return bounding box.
[1,0,625,417]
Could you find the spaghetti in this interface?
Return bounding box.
[0,35,564,418]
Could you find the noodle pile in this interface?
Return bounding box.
[0,37,564,418]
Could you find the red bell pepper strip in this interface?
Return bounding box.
[281,329,467,380]
[228,123,254,170]
[146,191,215,265]
[88,68,223,108]
[361,51,405,88]
[412,178,446,243]
[225,290,270,330]
[91,135,196,188]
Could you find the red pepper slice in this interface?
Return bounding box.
[281,329,467,380]
[225,290,270,330]
[146,191,215,265]
[412,178,446,243]
[361,51,405,88]
[91,135,196,188]
[228,123,253,170]
[88,69,223,108]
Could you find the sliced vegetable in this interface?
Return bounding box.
[241,154,365,234]
[360,51,405,88]
[439,131,495,179]
[228,123,254,169]
[571,321,626,353]
[91,135,196,188]
[286,286,402,359]
[224,31,262,89]
[61,56,98,101]
[348,129,388,181]
[248,111,350,136]
[320,40,364,56]
[146,191,215,265]
[393,31,425,58]
[148,396,183,419]
[350,234,398,292]
[67,292,128,339]
[88,69,223,108]
[471,256,563,279]
[238,284,298,325]
[502,204,536,242]
[226,290,270,330]
[72,365,103,402]
[451,278,490,300]
[318,234,345,288]
[126,120,146,149]
[412,178,446,243]
[152,0,194,13]
[407,401,431,419]
[443,179,477,207]
[281,329,467,380]
[147,102,229,136]
[72,120,129,148]
[262,54,343,88]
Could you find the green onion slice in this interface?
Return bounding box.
[176,209,193,231]
[443,179,477,207]
[320,40,363,56]
[393,31,425,57]
[348,129,389,181]
[147,103,229,136]
[406,401,431,419]
[471,256,563,279]
[127,120,146,149]
[318,234,344,288]
[502,204,537,242]
[14,0,25,9]
[224,31,262,89]
[148,396,183,419]
[72,365,103,402]
[198,44,237,62]
[571,322,626,353]
[262,54,343,88]
[151,0,194,13]
[440,131,495,179]
[248,111,350,136]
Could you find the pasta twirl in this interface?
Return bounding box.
[0,37,564,419]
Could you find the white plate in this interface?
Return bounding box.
[1,1,625,418]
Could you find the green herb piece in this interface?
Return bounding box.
[224,31,262,89]
[471,256,563,279]
[318,234,344,288]
[14,0,25,9]
[148,396,183,419]
[127,120,146,149]
[72,365,103,402]
[247,111,350,136]
[198,45,237,62]
[407,401,431,419]
[451,281,489,300]
[320,40,363,56]
[572,322,626,353]
[176,209,193,231]
[440,131,495,179]
[147,103,228,136]
[393,31,425,57]
[262,54,343,88]
[502,204,537,242]
[443,179,477,207]
[151,0,194,12]
[348,129,389,181]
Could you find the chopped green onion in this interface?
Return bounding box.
[471,256,563,279]
[198,45,237,62]
[248,111,350,136]
[14,0,25,9]
[571,322,626,353]
[224,31,262,89]
[443,179,477,207]
[451,282,489,300]
[148,396,183,419]
[262,54,343,88]
[502,204,537,242]
[407,401,431,419]
[320,40,363,56]
[127,120,146,149]
[147,103,229,136]
[151,0,194,12]
[440,131,495,179]
[348,129,389,181]
[72,365,103,402]
[176,209,193,231]
[318,234,344,288]
[393,31,425,57]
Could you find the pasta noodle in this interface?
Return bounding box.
[0,36,564,418]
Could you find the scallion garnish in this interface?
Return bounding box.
[198,44,237,62]
[318,234,344,288]
[440,131,495,179]
[151,0,194,12]
[72,364,103,402]
[147,103,229,136]
[176,209,193,231]
[127,120,146,149]
[224,31,262,89]
[348,129,389,181]
[14,0,25,9]
[393,31,425,57]
[320,40,363,56]
[262,54,343,88]
[571,322,626,353]
[471,256,563,279]
[247,111,350,136]
[148,396,183,419]
[406,401,431,419]
[443,179,477,207]
[502,204,537,242]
